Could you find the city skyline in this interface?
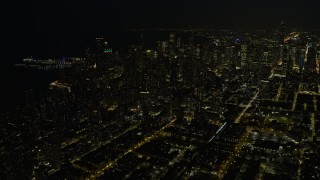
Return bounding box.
[1,1,320,179]
[3,0,320,64]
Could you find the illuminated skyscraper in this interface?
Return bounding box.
[177,37,181,48]
[306,44,317,73]
[282,45,288,73]
[240,44,247,68]
[287,46,294,71]
[234,38,241,67]
[169,32,176,45]
[94,37,113,69]
[226,46,234,65]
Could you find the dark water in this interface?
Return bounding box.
[0,65,59,110]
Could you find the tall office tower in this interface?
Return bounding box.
[282,45,288,73]
[161,41,169,56]
[182,55,197,87]
[234,40,241,67]
[262,52,269,62]
[177,37,181,48]
[201,46,208,64]
[240,44,248,68]
[306,45,317,73]
[95,37,107,53]
[188,26,194,46]
[196,46,201,60]
[247,46,256,67]
[140,33,144,46]
[213,49,221,68]
[317,49,320,73]
[279,45,284,63]
[290,47,298,68]
[169,32,176,45]
[287,46,294,71]
[25,89,35,107]
[123,48,139,105]
[299,49,306,73]
[85,48,94,68]
[279,20,286,45]
[94,37,113,70]
[296,47,303,66]
[226,46,234,65]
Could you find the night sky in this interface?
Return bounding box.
[2,0,320,62]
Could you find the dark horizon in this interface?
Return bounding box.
[3,0,320,28]
[3,0,320,63]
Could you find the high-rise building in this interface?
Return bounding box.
[94,37,113,69]
[95,37,109,53]
[290,47,298,68]
[234,39,241,67]
[226,46,234,65]
[25,89,35,107]
[317,49,320,73]
[241,44,248,68]
[299,50,305,73]
[282,45,288,73]
[306,44,317,73]
[287,46,294,71]
[279,20,286,45]
[213,49,221,68]
[140,33,144,46]
[169,32,176,45]
[177,37,181,48]
[161,41,169,56]
[262,51,268,63]
[247,46,256,67]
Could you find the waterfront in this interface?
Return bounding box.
[0,65,59,109]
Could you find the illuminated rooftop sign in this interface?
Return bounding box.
[104,48,113,54]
